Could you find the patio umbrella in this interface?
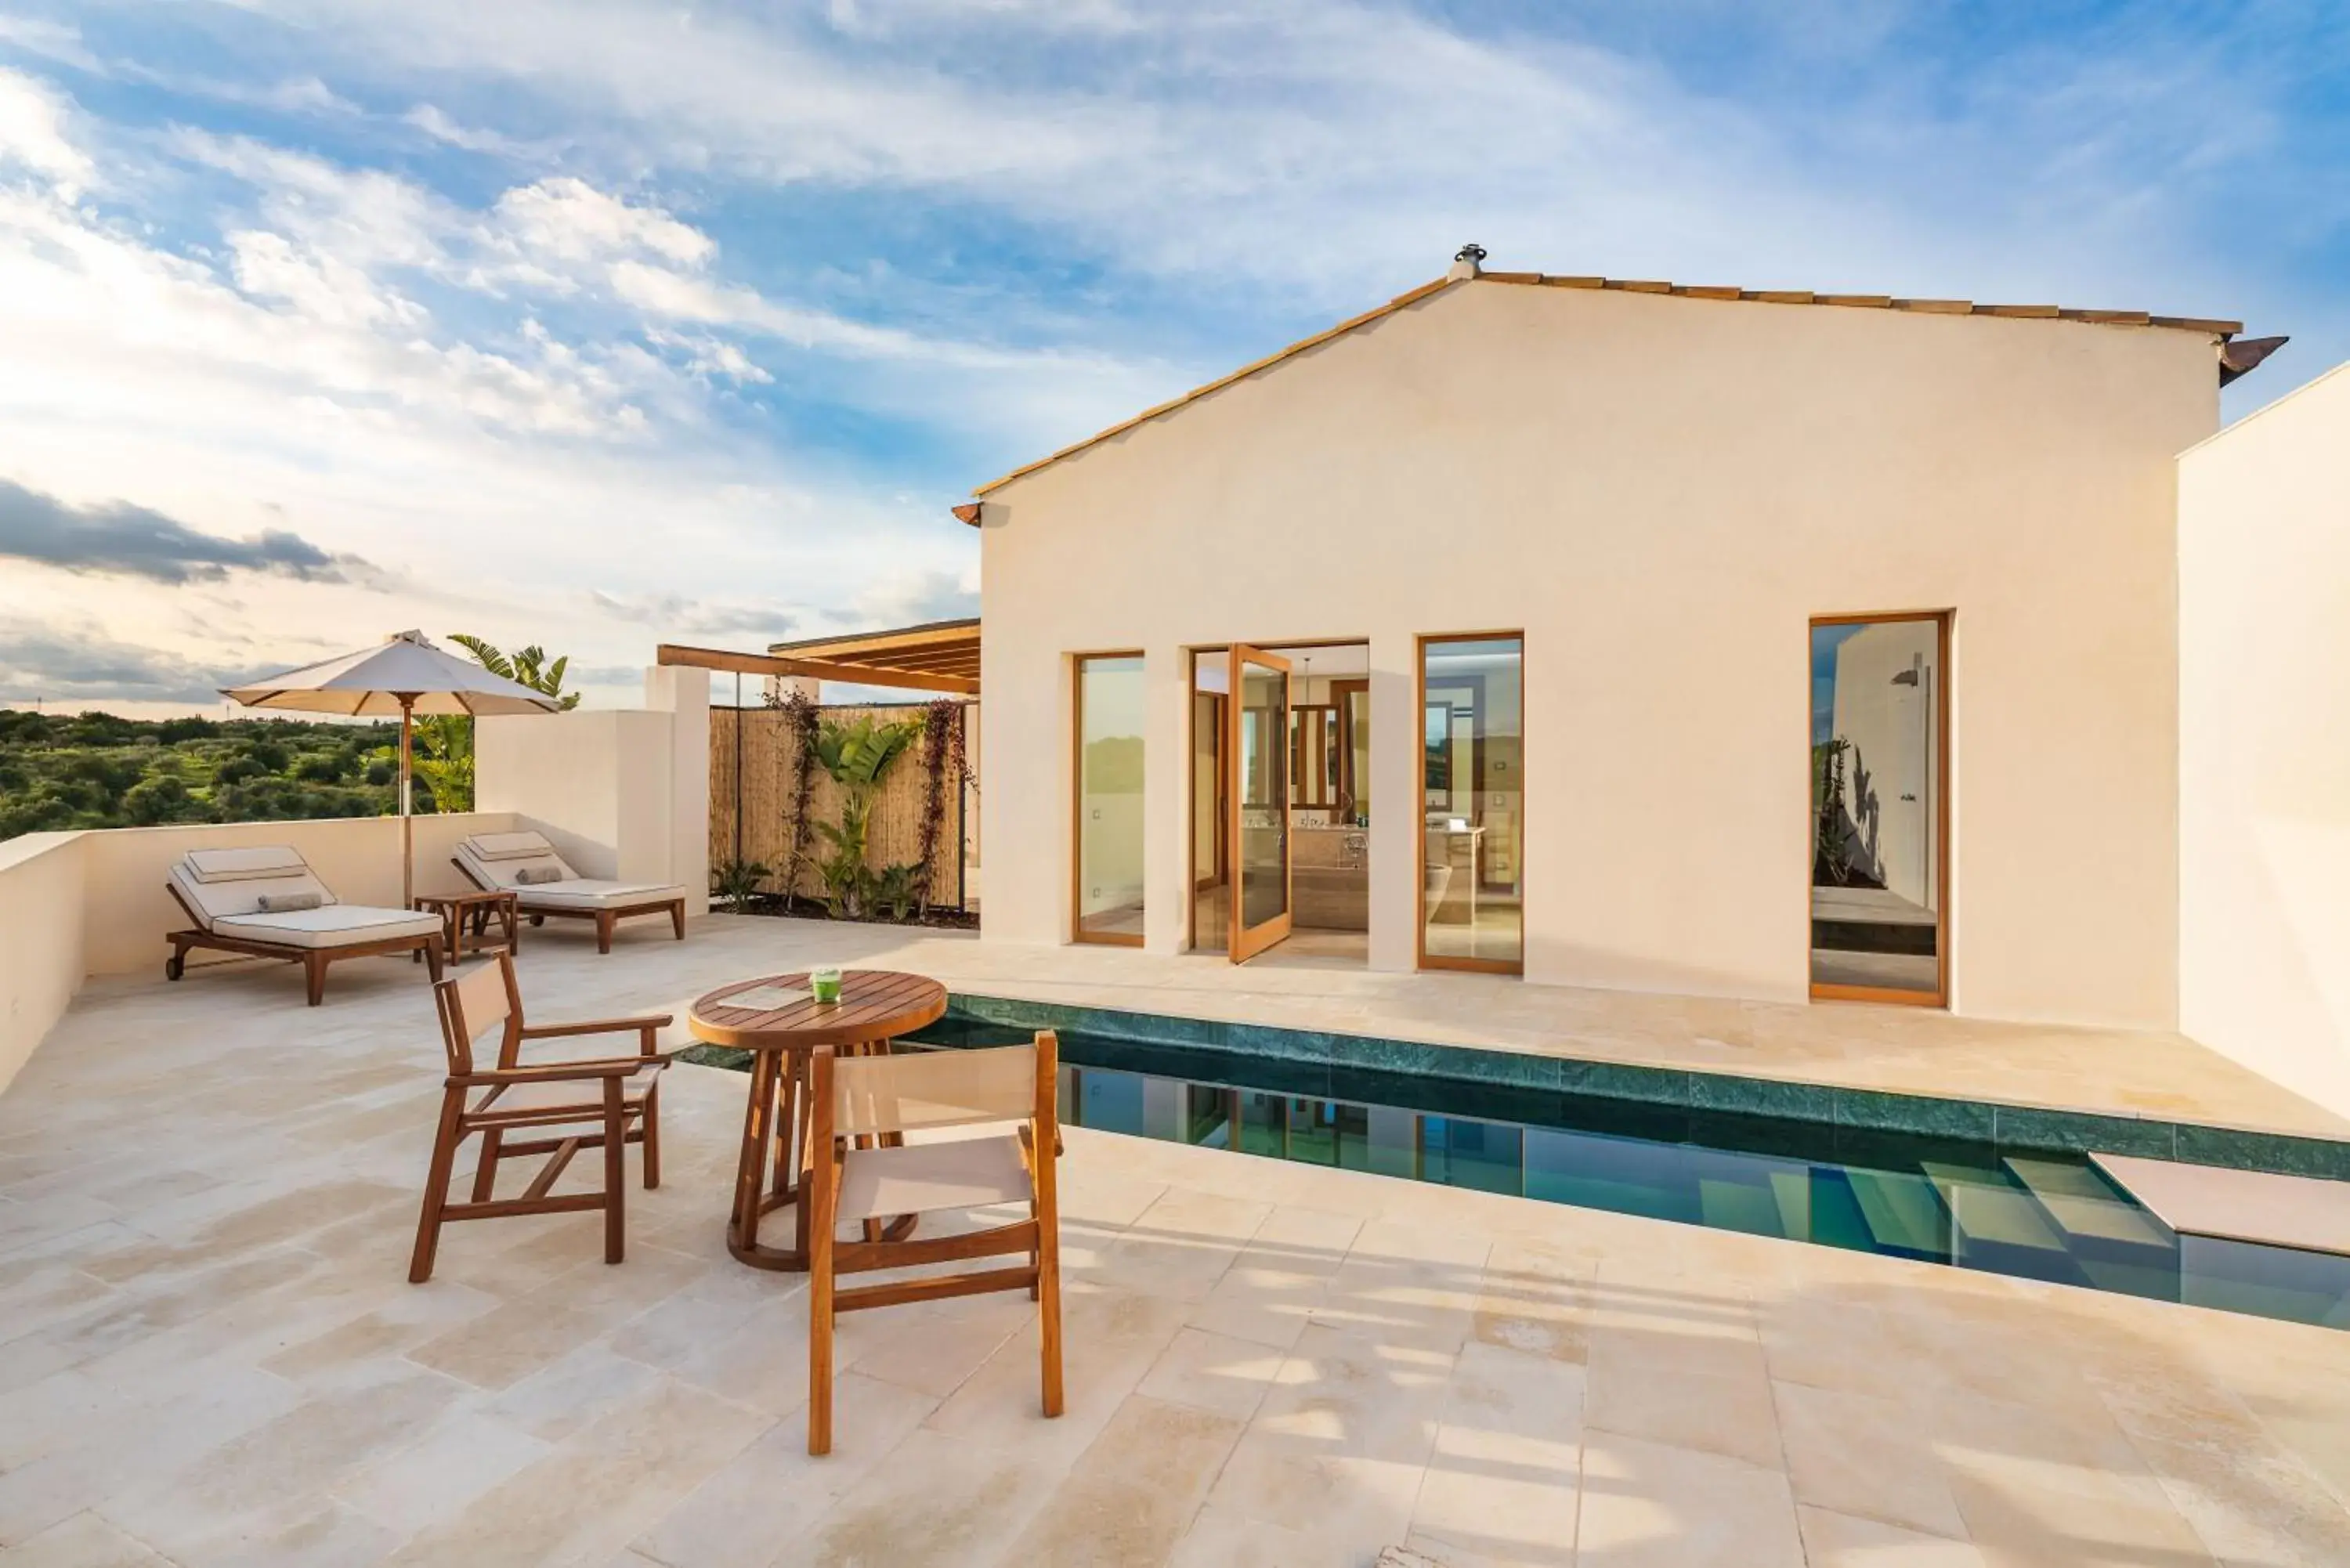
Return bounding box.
[222,630,562,906]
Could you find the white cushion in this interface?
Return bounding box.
[170,861,339,928]
[836,1135,1032,1223]
[183,845,311,883]
[458,834,577,892]
[211,905,443,949]
[510,880,685,911]
[466,831,559,862]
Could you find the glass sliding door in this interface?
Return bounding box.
[1810,614,1947,1004]
[1227,645,1293,962]
[1419,634,1524,973]
[1073,653,1146,945]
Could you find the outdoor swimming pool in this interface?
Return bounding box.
[902,1017,2350,1329]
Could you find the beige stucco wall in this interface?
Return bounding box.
[979,278,2220,1027]
[0,812,519,1095]
[2178,361,2350,1115]
[0,832,87,1095]
[476,666,710,914]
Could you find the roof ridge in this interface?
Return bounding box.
[966,270,2247,503]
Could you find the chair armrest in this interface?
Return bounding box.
[451,1054,669,1086]
[517,1014,674,1042]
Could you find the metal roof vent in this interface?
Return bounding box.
[1448,243,1487,280]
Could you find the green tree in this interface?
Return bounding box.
[809,716,921,919]
[409,714,475,813]
[449,637,582,709]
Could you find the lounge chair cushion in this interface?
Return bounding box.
[508,879,686,912]
[836,1135,1032,1223]
[457,833,577,891]
[169,858,338,927]
[468,831,560,862]
[210,905,444,949]
[184,845,312,882]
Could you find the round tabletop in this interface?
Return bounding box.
[687,970,947,1050]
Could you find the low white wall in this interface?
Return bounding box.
[475,667,710,916]
[2179,362,2350,1118]
[0,811,518,1096]
[79,812,519,978]
[0,833,88,1095]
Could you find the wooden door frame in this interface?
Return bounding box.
[1227,644,1295,963]
[1071,651,1147,948]
[1415,631,1525,976]
[1187,683,1228,952]
[1806,610,1951,1007]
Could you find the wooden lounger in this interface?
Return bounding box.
[164,846,446,1005]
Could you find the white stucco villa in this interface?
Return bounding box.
[931,247,2343,1071]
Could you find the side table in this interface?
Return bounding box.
[413,889,520,964]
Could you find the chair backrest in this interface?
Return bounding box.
[458,831,577,891]
[434,952,525,1075]
[826,1035,1057,1140]
[168,846,338,927]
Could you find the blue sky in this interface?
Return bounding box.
[1,1,2344,714]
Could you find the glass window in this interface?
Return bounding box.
[1419,634,1524,971]
[1075,653,1146,944]
[1810,616,1946,1002]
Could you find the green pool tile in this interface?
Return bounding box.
[1223,1023,1331,1064]
[1556,1058,1689,1105]
[1834,1088,1996,1141]
[1687,1071,1838,1122]
[1331,1035,1455,1077]
[1991,1107,2175,1158]
[2171,1125,2350,1180]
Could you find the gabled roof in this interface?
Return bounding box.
[965,269,2252,506]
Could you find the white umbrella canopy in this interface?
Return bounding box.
[222,630,562,904]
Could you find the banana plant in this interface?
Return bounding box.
[809,715,921,918]
[450,635,581,710]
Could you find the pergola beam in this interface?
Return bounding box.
[656,644,978,696]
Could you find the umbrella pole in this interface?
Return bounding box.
[399,695,415,909]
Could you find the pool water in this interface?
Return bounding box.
[902,1019,2350,1330]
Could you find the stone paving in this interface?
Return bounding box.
[2,916,2348,1566]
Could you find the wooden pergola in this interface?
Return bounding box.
[656,616,979,697]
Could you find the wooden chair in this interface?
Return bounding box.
[409,951,671,1284]
[803,1030,1064,1454]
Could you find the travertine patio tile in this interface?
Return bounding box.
[1406,1341,1584,1567]
[1774,1379,1966,1538]
[631,1373,935,1568]
[5,919,2350,1566]
[0,1510,174,1567]
[1574,1431,1803,1567]
[1797,1505,1987,1566]
[1585,1356,1783,1472]
[998,1393,1245,1566]
[1138,1326,1287,1420]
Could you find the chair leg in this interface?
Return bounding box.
[596,912,615,954]
[471,1128,504,1203]
[641,1084,662,1190]
[423,937,445,982]
[670,900,685,940]
[603,1078,627,1265]
[807,1167,837,1455]
[304,952,327,1006]
[409,1093,465,1284]
[1038,1212,1064,1418]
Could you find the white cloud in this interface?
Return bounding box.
[0,66,90,196]
[494,176,713,268]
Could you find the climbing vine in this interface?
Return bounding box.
[913,699,967,916]
[772,686,822,901]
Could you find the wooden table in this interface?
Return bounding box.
[688,970,948,1271]
[411,889,519,963]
